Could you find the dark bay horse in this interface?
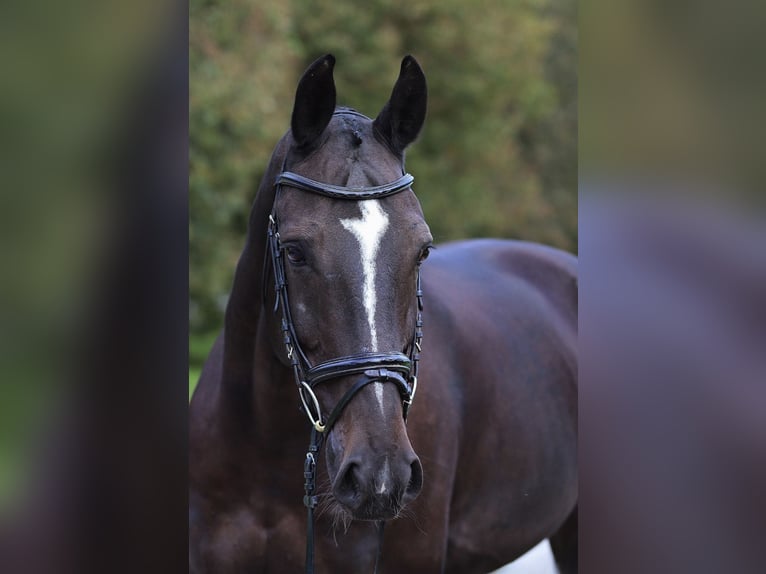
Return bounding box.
[189,55,577,574]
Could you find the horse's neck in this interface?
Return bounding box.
[246,315,311,450]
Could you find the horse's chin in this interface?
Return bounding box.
[334,497,404,522]
[352,508,401,522]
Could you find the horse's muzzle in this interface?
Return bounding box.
[333,452,423,520]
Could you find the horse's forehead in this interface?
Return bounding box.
[297,114,402,183]
[279,192,421,241]
[278,112,425,243]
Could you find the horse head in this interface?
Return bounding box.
[266,55,431,521]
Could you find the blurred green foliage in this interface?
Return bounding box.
[190,0,577,338]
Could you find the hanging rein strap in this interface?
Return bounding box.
[268,168,423,574]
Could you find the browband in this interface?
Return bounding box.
[276,172,414,200]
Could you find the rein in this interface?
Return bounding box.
[266,168,424,574]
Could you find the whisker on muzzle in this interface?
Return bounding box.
[314,477,353,544]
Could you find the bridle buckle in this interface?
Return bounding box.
[298,381,326,433]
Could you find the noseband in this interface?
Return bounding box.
[266,166,424,574]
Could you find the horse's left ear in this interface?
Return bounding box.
[373,55,427,155]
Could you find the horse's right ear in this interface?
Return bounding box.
[373,55,427,155]
[291,54,337,150]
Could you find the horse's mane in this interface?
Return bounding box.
[218,135,291,411]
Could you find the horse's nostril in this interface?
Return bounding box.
[342,464,360,494]
[404,458,423,501]
[334,462,362,509]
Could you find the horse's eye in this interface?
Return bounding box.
[417,245,432,264]
[285,245,306,265]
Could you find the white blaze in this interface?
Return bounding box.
[376,459,390,495]
[340,200,389,411]
[340,200,389,351]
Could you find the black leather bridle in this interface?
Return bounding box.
[266,164,424,574]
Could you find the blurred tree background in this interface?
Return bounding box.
[190,0,577,386]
